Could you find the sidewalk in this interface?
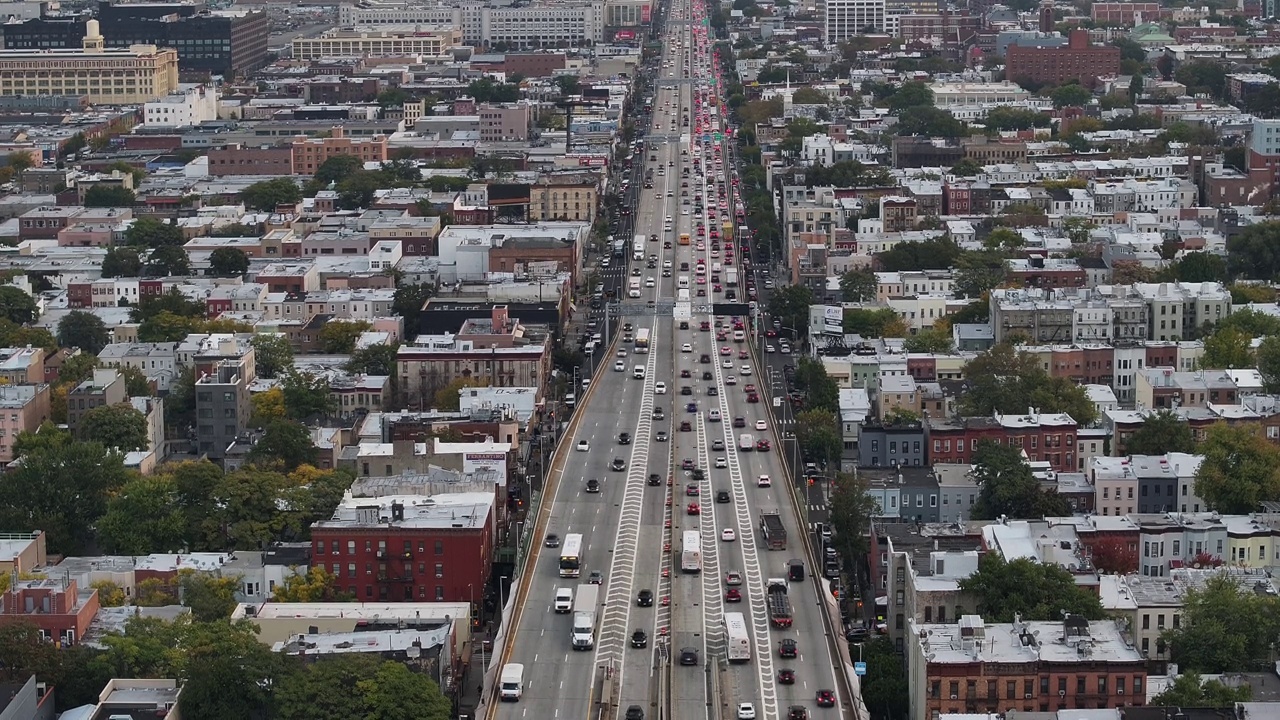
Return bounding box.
[456,641,489,720]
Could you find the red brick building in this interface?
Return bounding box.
[1006,30,1120,88]
[928,412,1079,472]
[1091,2,1161,24]
[309,496,495,603]
[0,578,99,646]
[207,145,294,176]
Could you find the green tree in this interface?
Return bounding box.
[1153,672,1253,707]
[983,106,1049,131]
[174,620,290,720]
[1123,410,1195,455]
[240,177,302,211]
[310,155,364,190]
[838,267,876,302]
[274,654,452,720]
[125,217,184,247]
[860,636,910,720]
[272,566,346,602]
[894,105,966,137]
[950,158,982,176]
[0,286,37,325]
[101,246,142,278]
[1163,574,1280,672]
[97,474,187,555]
[281,369,335,419]
[1257,335,1280,393]
[433,377,486,411]
[959,343,1098,425]
[58,352,97,386]
[766,284,814,338]
[902,326,954,353]
[79,402,148,450]
[250,333,294,379]
[1201,326,1254,369]
[208,247,250,277]
[118,364,151,397]
[0,438,130,554]
[1171,251,1228,283]
[346,342,399,376]
[791,86,827,104]
[954,264,1006,298]
[83,185,136,207]
[0,319,54,352]
[1194,422,1280,513]
[137,310,205,343]
[248,420,318,472]
[145,245,191,277]
[1228,221,1280,279]
[959,554,1105,622]
[886,81,934,111]
[360,658,453,720]
[210,222,260,238]
[875,237,961,271]
[970,440,1071,520]
[1049,83,1092,107]
[1175,59,1228,99]
[177,570,239,622]
[57,310,110,354]
[793,356,840,413]
[319,320,372,354]
[794,409,843,467]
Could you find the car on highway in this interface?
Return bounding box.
[680,385,692,396]
[655,382,667,394]
[724,375,736,385]
[714,457,728,468]
[779,639,797,658]
[680,369,692,378]
[778,669,796,684]
[755,420,768,431]
[681,343,693,352]
[680,647,699,666]
[626,704,645,720]
[686,402,698,412]
[715,490,730,503]
[687,503,701,515]
[737,703,757,720]
[655,430,669,442]
[711,439,725,451]
[586,479,600,493]
[746,392,759,403]
[619,432,631,445]
[707,386,718,396]
[733,416,746,428]
[741,365,753,376]
[725,587,742,602]
[653,407,665,420]
[588,571,603,584]
[647,473,662,486]
[757,439,771,451]
[702,370,714,380]
[816,690,836,708]
[576,440,590,452]
[721,528,737,542]
[724,570,742,585]
[722,359,733,368]
[544,533,561,548]
[611,458,626,471]
[758,474,772,487]
[700,354,711,363]
[681,458,696,470]
[786,707,807,720]
[637,589,654,606]
[765,344,776,353]
[685,483,700,496]
[680,421,692,432]
[631,630,648,649]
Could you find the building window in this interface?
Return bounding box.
[435,585,445,601]
[434,563,444,578]
[435,541,444,555]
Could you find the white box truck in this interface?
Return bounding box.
[571,583,599,650]
[499,663,524,701]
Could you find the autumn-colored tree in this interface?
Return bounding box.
[433,376,487,410]
[1088,537,1138,574]
[134,577,178,606]
[272,566,348,602]
[90,579,127,607]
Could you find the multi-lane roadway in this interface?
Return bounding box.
[490,1,851,718]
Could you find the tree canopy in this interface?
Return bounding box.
[1152,672,1253,707]
[1123,410,1194,456]
[79,403,148,451]
[959,343,1098,425]
[958,553,1105,623]
[240,177,302,212]
[57,310,110,354]
[1163,574,1280,672]
[970,440,1071,520]
[1194,422,1280,514]
[209,247,250,277]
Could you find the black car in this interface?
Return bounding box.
[612,458,626,471]
[631,630,648,648]
[702,371,713,380]
[653,407,665,420]
[619,432,632,445]
[707,387,719,396]
[700,354,711,364]
[816,690,835,708]
[733,416,746,428]
[647,473,662,486]
[715,490,731,503]
[545,533,561,548]
[787,707,807,720]
[681,386,693,396]
[586,478,601,493]
[779,639,797,658]
[680,647,699,666]
[626,705,645,720]
[637,589,654,606]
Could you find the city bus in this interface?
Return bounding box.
[635,328,651,353]
[679,232,691,245]
[725,612,751,663]
[681,530,702,573]
[559,533,584,578]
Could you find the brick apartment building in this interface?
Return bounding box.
[1006,29,1120,88]
[927,411,1080,472]
[309,494,495,603]
[290,128,388,175]
[0,577,100,646]
[1091,2,1161,24]
[207,145,294,177]
[907,615,1146,720]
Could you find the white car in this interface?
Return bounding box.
[663,260,673,269]
[721,528,736,542]
[722,359,733,368]
[582,378,591,389]
[725,375,736,385]
[645,277,655,287]
[757,474,771,487]
[737,704,757,720]
[755,420,767,431]
[740,365,752,376]
[682,343,693,353]
[655,382,667,394]
[617,349,627,357]
[708,409,721,421]
[576,440,590,452]
[614,361,625,372]
[765,344,776,353]
[715,457,727,468]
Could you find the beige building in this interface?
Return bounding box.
[0,384,50,463]
[529,175,599,223]
[0,21,179,104]
[291,26,463,60]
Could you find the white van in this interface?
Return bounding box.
[633,248,644,262]
[500,663,525,701]
[633,365,646,379]
[739,433,755,451]
[678,276,690,289]
[554,587,573,613]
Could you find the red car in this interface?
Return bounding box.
[720,346,732,356]
[747,392,760,403]
[724,588,742,602]
[687,503,701,515]
[756,439,771,451]
[816,690,836,708]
